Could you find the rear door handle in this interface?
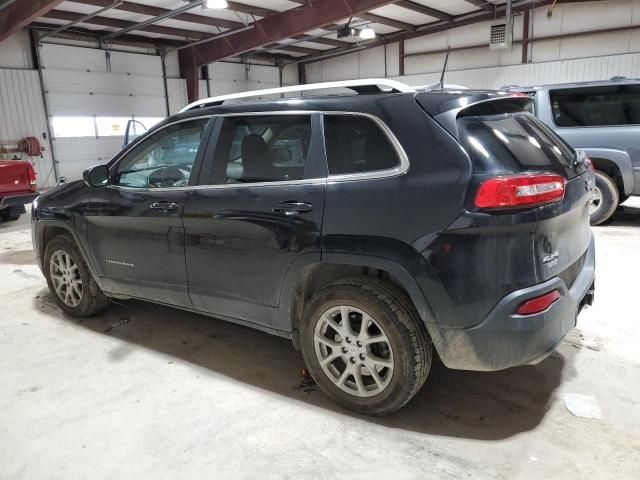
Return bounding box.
[272,201,313,216]
[150,201,179,211]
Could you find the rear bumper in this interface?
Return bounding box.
[0,192,39,208]
[428,232,596,371]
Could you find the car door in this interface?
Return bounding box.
[86,116,213,306]
[183,113,326,331]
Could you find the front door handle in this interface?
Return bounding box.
[150,201,179,211]
[272,201,313,216]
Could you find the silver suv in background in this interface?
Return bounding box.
[506,78,640,225]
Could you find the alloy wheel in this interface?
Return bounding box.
[589,186,602,215]
[49,250,83,307]
[314,305,394,398]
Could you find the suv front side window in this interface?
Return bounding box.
[323,115,400,175]
[210,115,312,184]
[114,118,209,188]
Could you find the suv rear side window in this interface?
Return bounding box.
[211,115,311,184]
[323,115,400,175]
[550,85,640,127]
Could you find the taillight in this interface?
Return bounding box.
[474,172,565,209]
[27,165,37,192]
[516,289,560,315]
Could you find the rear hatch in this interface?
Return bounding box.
[418,92,593,286]
[0,160,36,196]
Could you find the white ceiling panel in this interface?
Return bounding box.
[414,0,478,16]
[368,4,436,25]
[293,41,335,50]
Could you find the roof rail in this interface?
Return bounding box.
[179,78,415,112]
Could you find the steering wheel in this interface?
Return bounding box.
[147,165,190,188]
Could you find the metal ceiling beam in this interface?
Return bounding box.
[179,0,397,102]
[101,0,203,42]
[463,0,495,12]
[39,0,123,40]
[44,10,208,40]
[358,11,415,30]
[78,0,243,29]
[31,21,184,47]
[395,1,453,22]
[180,0,396,67]
[0,0,64,42]
[43,9,325,56]
[299,0,598,65]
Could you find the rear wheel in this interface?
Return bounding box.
[590,170,619,225]
[44,234,111,317]
[300,277,431,415]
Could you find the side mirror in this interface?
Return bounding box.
[83,164,110,187]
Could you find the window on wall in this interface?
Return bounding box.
[51,117,95,138]
[550,85,640,127]
[211,115,312,184]
[51,116,164,138]
[323,115,400,175]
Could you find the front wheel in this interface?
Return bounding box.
[0,208,21,221]
[44,234,111,317]
[300,277,432,415]
[590,170,619,225]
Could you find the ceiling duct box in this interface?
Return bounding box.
[490,20,513,49]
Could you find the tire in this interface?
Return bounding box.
[44,234,111,317]
[590,170,619,226]
[300,277,432,415]
[0,208,21,221]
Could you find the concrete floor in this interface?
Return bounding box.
[1,201,640,480]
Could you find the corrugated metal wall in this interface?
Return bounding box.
[392,52,640,89]
[0,69,56,188]
[40,44,168,180]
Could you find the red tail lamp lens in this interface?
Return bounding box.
[516,289,561,315]
[475,173,565,209]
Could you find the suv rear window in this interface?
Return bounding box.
[458,112,579,177]
[550,85,640,127]
[323,115,400,175]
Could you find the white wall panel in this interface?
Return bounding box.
[167,78,187,115]
[305,0,640,86]
[393,52,640,90]
[0,70,56,188]
[40,44,163,77]
[0,31,33,69]
[54,137,123,180]
[38,44,168,180]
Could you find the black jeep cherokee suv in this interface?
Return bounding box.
[32,81,596,415]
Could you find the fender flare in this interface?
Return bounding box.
[578,148,634,195]
[35,219,101,285]
[277,251,436,335]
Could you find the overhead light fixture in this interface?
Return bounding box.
[359,27,376,40]
[204,0,228,9]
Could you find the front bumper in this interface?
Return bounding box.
[428,232,596,371]
[0,192,39,208]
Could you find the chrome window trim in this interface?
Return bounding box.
[110,110,409,192]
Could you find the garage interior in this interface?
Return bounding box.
[1,0,640,478]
